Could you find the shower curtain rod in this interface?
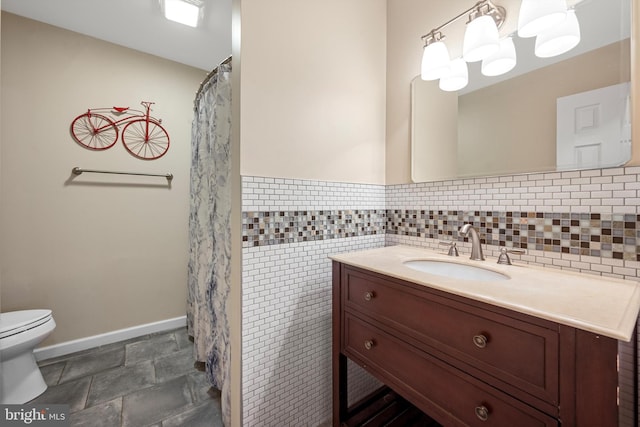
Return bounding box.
[195,55,232,102]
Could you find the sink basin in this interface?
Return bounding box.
[403,260,509,281]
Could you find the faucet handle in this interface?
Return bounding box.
[439,241,459,257]
[497,247,526,265]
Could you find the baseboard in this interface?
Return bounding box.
[34,315,187,361]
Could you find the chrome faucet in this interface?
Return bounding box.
[459,224,485,261]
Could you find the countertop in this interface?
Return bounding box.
[329,245,640,342]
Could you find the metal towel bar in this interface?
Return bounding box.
[72,167,173,182]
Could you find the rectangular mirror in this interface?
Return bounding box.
[411,0,632,182]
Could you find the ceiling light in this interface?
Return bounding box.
[535,9,581,58]
[481,36,517,76]
[161,0,203,28]
[518,0,568,38]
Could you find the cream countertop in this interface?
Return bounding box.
[329,245,640,342]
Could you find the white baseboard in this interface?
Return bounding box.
[34,315,187,361]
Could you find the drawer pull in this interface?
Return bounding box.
[364,291,375,301]
[364,340,375,350]
[474,405,490,421]
[473,334,488,348]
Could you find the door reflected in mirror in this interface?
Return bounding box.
[411,0,632,182]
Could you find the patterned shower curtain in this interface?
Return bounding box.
[187,57,232,426]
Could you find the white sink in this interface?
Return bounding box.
[403,259,509,281]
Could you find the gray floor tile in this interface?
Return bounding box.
[186,371,218,403]
[40,361,65,386]
[60,346,125,384]
[161,400,222,427]
[155,348,196,383]
[87,361,155,407]
[30,376,91,413]
[122,376,192,427]
[34,328,222,426]
[125,333,178,365]
[174,328,192,349]
[70,397,122,427]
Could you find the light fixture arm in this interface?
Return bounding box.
[421,0,506,45]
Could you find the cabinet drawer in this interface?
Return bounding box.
[344,313,558,427]
[344,268,559,405]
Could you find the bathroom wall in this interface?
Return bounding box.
[0,13,205,345]
[237,0,387,424]
[238,0,387,185]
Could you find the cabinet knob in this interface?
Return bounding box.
[364,340,375,350]
[473,334,488,348]
[475,405,490,421]
[364,291,375,301]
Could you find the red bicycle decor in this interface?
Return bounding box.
[70,101,170,160]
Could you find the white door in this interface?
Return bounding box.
[556,82,631,170]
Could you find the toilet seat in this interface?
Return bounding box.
[0,310,53,339]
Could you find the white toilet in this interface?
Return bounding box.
[0,309,56,404]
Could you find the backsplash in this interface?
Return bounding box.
[387,210,639,260]
[387,166,640,282]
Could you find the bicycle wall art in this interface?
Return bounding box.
[70,101,170,160]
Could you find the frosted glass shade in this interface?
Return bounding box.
[481,37,517,76]
[162,0,202,27]
[421,41,451,81]
[518,0,568,38]
[463,15,500,62]
[439,58,469,92]
[535,10,580,58]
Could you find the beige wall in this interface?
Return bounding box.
[0,13,206,345]
[239,0,387,185]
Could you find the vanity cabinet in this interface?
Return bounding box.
[332,262,619,427]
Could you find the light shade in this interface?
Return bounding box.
[481,37,517,76]
[535,9,580,58]
[161,0,203,28]
[439,58,469,92]
[421,41,451,81]
[463,15,500,63]
[518,0,568,38]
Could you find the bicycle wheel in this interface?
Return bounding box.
[121,119,170,160]
[70,113,118,150]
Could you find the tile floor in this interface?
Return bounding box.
[32,327,223,427]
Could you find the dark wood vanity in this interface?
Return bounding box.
[332,261,620,427]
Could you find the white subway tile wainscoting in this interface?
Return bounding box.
[241,167,640,426]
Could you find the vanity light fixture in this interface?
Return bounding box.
[160,0,204,28]
[517,0,568,38]
[462,9,501,62]
[421,32,451,81]
[439,58,469,91]
[481,36,517,76]
[420,0,583,91]
[420,0,506,90]
[534,9,581,58]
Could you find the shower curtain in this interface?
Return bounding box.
[187,57,232,426]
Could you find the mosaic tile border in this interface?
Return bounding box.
[241,208,640,261]
[388,210,640,261]
[241,210,386,247]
